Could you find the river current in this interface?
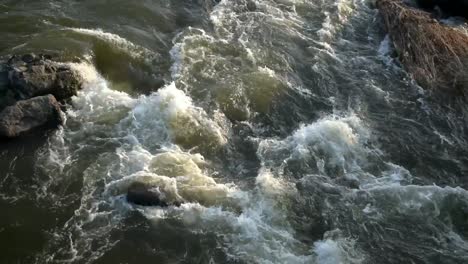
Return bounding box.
[1,0,468,263]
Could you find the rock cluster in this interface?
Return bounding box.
[0,54,83,138]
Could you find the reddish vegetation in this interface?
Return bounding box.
[377,0,468,97]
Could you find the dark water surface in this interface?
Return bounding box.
[1,0,468,263]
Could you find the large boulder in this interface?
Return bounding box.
[126,182,181,207]
[0,94,64,138]
[6,54,83,101]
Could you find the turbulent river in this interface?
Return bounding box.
[1,0,468,263]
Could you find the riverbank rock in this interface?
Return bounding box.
[7,54,83,102]
[0,95,64,138]
[127,182,181,207]
[0,54,84,138]
[377,0,468,97]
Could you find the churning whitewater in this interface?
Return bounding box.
[1,0,468,263]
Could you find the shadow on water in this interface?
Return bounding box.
[94,211,243,264]
[0,131,63,263]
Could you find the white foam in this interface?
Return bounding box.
[378,34,393,57]
[257,114,415,191]
[169,28,216,79]
[130,158,314,264]
[68,62,136,124]
[290,116,360,153]
[189,197,314,264]
[377,34,401,68]
[314,235,364,264]
[34,2,423,264]
[120,82,227,151]
[256,169,291,196]
[68,28,157,61]
[316,0,356,43]
[258,115,367,175]
[314,239,345,264]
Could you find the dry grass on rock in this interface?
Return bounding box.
[377,0,468,96]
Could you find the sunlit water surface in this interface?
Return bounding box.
[1,0,468,263]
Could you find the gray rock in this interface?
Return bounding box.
[0,61,13,110]
[0,89,16,112]
[0,62,8,89]
[127,182,181,207]
[7,54,83,101]
[21,54,35,63]
[0,95,64,138]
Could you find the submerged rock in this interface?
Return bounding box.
[0,95,64,138]
[7,54,83,101]
[126,181,181,207]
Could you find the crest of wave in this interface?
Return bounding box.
[118,82,228,152]
[257,115,412,189]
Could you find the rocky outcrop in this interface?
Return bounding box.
[0,54,83,138]
[377,0,468,97]
[6,54,82,102]
[0,95,64,138]
[126,182,181,207]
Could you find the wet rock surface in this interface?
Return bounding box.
[0,61,15,110]
[0,95,64,138]
[6,54,82,102]
[127,182,181,207]
[0,54,83,138]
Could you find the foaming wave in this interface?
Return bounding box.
[210,0,309,41]
[35,67,411,263]
[37,62,316,262]
[257,115,412,188]
[313,0,359,65]
[69,62,136,124]
[140,181,314,264]
[169,0,320,121]
[35,62,135,197]
[314,232,365,264]
[120,83,228,152]
[316,0,356,43]
[169,28,289,120]
[35,63,237,262]
[67,28,158,62]
[104,150,240,208]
